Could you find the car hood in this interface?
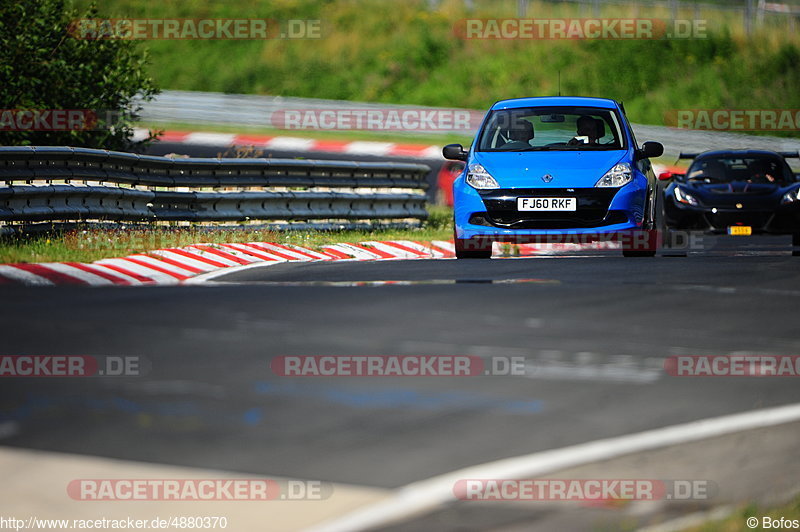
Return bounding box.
[471,150,627,189]
[685,181,782,195]
[678,181,792,207]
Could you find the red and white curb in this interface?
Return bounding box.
[0,240,448,287]
[134,129,443,160]
[0,240,617,287]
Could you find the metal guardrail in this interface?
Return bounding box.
[0,147,430,225]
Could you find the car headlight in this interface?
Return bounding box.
[595,163,632,188]
[674,186,700,206]
[781,187,800,204]
[466,164,499,190]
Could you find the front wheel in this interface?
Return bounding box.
[658,184,687,257]
[622,248,656,258]
[662,229,688,257]
[622,187,659,258]
[454,229,492,259]
[792,232,800,257]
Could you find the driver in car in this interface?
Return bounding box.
[567,116,601,146]
[747,159,780,184]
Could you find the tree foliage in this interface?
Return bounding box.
[0,0,159,150]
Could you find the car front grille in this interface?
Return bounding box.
[476,188,623,229]
[703,211,773,231]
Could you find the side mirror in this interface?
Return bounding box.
[659,170,685,181]
[443,144,468,161]
[638,141,664,159]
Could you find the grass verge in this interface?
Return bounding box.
[0,207,453,264]
[684,494,800,531]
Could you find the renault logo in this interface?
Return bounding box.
[542,174,554,183]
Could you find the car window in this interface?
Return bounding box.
[687,156,794,185]
[476,106,626,152]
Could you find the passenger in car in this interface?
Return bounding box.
[691,159,728,182]
[500,118,535,149]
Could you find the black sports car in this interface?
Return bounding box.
[660,149,800,247]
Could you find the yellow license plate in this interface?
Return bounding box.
[728,226,752,236]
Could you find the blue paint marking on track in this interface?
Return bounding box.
[0,393,260,428]
[0,393,201,419]
[242,407,263,426]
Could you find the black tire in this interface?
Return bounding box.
[793,232,800,257]
[658,184,688,257]
[662,229,688,257]
[622,186,658,257]
[454,229,492,259]
[623,249,656,258]
[456,249,493,259]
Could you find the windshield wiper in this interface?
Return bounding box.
[486,146,555,152]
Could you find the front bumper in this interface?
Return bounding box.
[454,181,646,240]
[664,198,800,234]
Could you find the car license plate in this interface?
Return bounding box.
[728,226,752,236]
[517,197,576,211]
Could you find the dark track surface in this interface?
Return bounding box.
[1,236,799,498]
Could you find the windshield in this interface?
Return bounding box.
[476,106,627,152]
[686,155,795,185]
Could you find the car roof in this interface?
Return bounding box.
[490,96,619,110]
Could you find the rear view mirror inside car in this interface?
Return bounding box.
[539,114,566,123]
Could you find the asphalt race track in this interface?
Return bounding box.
[1,235,799,530]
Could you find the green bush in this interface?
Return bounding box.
[0,0,159,149]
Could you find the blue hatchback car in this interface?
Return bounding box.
[444,96,664,258]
